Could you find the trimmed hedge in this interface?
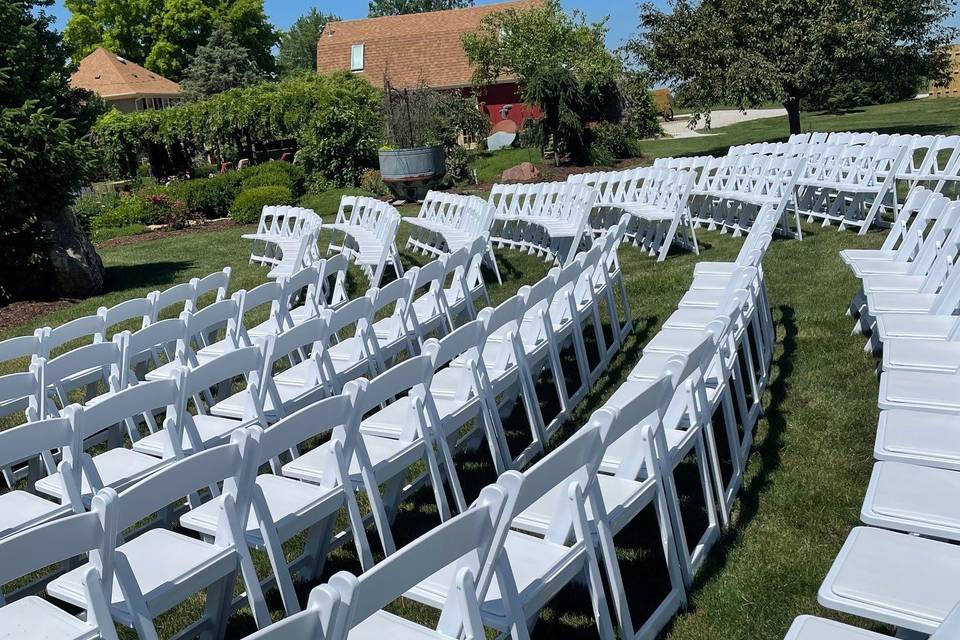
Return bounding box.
[231,186,294,224]
[239,161,306,197]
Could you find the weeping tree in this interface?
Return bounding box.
[628,0,957,135]
[1,0,105,302]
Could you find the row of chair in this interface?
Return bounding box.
[0,222,632,639]
[243,206,322,278]
[779,185,960,638]
[233,204,779,640]
[569,166,700,261]
[403,190,503,284]
[325,197,404,288]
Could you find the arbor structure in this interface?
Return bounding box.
[629,0,957,135]
[368,0,473,17]
[180,24,263,101]
[278,9,339,76]
[63,0,277,81]
[1,0,105,301]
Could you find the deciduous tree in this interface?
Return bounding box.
[368,0,473,18]
[628,0,957,135]
[63,0,277,80]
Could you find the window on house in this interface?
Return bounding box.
[350,44,364,71]
[135,97,147,111]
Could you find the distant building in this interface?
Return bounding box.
[930,44,960,99]
[316,0,541,129]
[70,47,183,112]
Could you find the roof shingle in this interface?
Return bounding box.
[70,47,181,99]
[316,0,539,90]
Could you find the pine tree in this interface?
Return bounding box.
[180,25,265,101]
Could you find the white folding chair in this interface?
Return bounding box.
[0,488,119,640]
[182,387,373,617]
[47,428,271,639]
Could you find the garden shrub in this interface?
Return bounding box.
[299,188,376,217]
[231,186,294,224]
[90,195,150,229]
[241,161,307,196]
[587,122,643,167]
[169,172,243,219]
[73,193,118,233]
[359,170,389,197]
[298,102,382,188]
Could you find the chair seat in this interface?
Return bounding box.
[0,490,69,539]
[783,615,890,640]
[875,313,958,342]
[182,474,343,544]
[818,526,960,634]
[662,307,720,331]
[601,427,694,474]
[849,259,914,278]
[406,530,582,626]
[840,248,898,265]
[677,288,727,308]
[861,460,960,540]
[0,596,98,640]
[882,338,960,373]
[620,204,675,221]
[513,474,656,537]
[861,274,926,294]
[35,448,166,502]
[878,370,960,412]
[132,414,252,457]
[876,409,960,471]
[693,261,738,277]
[349,610,456,640]
[49,528,236,624]
[282,434,423,485]
[359,394,475,440]
[643,328,703,354]
[864,291,936,315]
[627,353,677,382]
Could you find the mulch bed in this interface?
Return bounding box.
[0,299,76,334]
[95,217,237,250]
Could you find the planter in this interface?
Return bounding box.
[378,146,446,201]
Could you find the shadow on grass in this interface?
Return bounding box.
[103,261,194,294]
[685,304,797,591]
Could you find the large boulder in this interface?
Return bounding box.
[501,162,541,183]
[40,207,105,298]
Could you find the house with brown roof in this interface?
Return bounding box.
[70,47,183,113]
[316,0,541,129]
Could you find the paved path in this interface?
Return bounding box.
[660,108,787,138]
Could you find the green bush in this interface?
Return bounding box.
[91,195,150,229]
[359,169,389,197]
[299,188,376,217]
[169,173,242,219]
[73,193,118,233]
[231,186,294,224]
[587,122,643,166]
[239,161,307,196]
[298,102,382,187]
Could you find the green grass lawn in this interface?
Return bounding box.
[2,213,888,640]
[7,97,951,638]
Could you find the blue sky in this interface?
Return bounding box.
[45,1,643,49]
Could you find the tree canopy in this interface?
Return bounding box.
[1,0,104,301]
[628,0,957,134]
[180,24,263,101]
[462,0,641,163]
[368,0,473,17]
[63,0,278,80]
[278,8,339,76]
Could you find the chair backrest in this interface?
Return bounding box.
[0,415,73,479]
[37,339,124,417]
[99,297,154,337]
[116,428,261,542]
[240,585,340,640]
[328,484,508,640]
[38,313,107,358]
[258,385,362,489]
[356,354,435,442]
[122,317,186,380]
[0,368,40,421]
[192,267,232,309]
[0,334,41,371]
[320,253,350,307]
[0,487,119,640]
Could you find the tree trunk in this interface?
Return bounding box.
[784,96,802,135]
